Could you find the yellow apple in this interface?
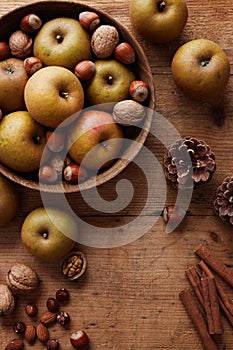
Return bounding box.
[129,0,188,44]
[24,66,84,128]
[0,111,46,172]
[33,17,92,69]
[171,39,230,103]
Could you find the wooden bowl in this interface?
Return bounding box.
[0,1,155,193]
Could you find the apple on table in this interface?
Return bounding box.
[21,207,77,261]
[129,0,188,44]
[171,38,230,105]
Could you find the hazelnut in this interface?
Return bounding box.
[50,155,65,177]
[6,263,40,295]
[13,321,26,334]
[129,80,150,102]
[114,42,136,65]
[9,30,33,59]
[25,302,38,317]
[57,310,70,326]
[46,339,60,350]
[39,165,58,183]
[70,330,89,350]
[20,13,42,32]
[113,99,145,126]
[24,56,43,75]
[63,164,88,184]
[74,60,95,81]
[79,11,100,31]
[0,284,15,316]
[91,25,119,58]
[0,41,10,60]
[163,205,186,225]
[46,297,59,312]
[55,288,69,302]
[61,251,87,281]
[46,130,66,153]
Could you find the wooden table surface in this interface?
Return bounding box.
[1,0,233,349]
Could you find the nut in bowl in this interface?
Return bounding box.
[0,1,154,193]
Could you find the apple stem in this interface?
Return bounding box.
[106,76,113,85]
[201,60,209,67]
[158,0,166,12]
[56,34,63,44]
[6,67,14,75]
[60,91,69,99]
[42,232,48,239]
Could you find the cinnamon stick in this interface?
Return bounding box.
[185,266,204,307]
[179,288,218,350]
[199,259,233,326]
[195,243,233,288]
[201,276,223,334]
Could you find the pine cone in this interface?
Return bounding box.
[163,137,216,189]
[214,176,233,226]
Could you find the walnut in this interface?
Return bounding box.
[9,30,33,59]
[0,284,15,316]
[113,99,146,126]
[61,251,87,281]
[91,25,119,58]
[6,263,40,295]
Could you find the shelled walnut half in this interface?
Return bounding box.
[61,251,87,281]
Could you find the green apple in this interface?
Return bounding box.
[24,66,84,128]
[21,207,77,261]
[0,174,20,226]
[171,39,230,103]
[0,58,28,113]
[86,60,135,105]
[33,17,92,69]
[129,0,188,44]
[0,111,46,172]
[68,109,123,170]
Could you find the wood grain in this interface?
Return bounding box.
[1,0,233,349]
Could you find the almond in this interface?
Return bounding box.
[5,339,24,350]
[25,324,36,345]
[40,310,58,325]
[36,322,49,343]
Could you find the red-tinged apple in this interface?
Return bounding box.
[0,174,20,227]
[0,58,28,113]
[129,0,188,44]
[86,60,135,106]
[68,109,123,170]
[171,39,230,104]
[24,66,84,128]
[33,17,92,69]
[0,111,47,172]
[21,207,77,261]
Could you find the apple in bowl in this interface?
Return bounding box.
[68,109,123,171]
[24,65,85,129]
[0,1,154,193]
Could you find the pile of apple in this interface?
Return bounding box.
[0,11,150,185]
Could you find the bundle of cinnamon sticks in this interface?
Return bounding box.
[179,243,233,350]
